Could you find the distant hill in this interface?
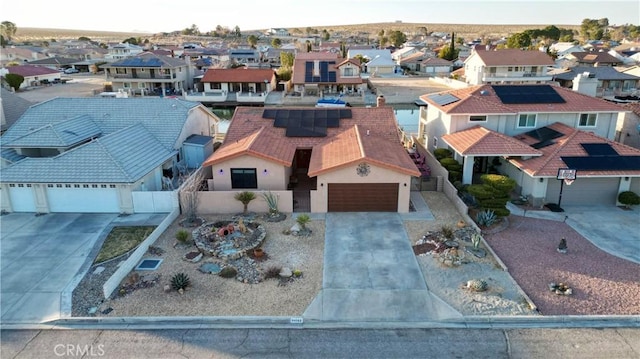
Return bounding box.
[14,22,581,43]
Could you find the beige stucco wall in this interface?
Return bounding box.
[195,190,293,214]
[312,162,413,213]
[208,155,289,191]
[175,106,216,149]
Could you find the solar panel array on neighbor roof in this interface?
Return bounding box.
[562,142,640,171]
[427,93,460,106]
[263,108,352,137]
[304,61,337,83]
[116,57,164,67]
[492,85,566,104]
[525,126,564,149]
[581,143,619,156]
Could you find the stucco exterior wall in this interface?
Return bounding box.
[195,190,293,214]
[312,163,413,213]
[208,155,289,191]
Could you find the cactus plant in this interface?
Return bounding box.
[466,279,488,292]
[171,272,191,291]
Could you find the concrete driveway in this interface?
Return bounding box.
[508,204,640,264]
[304,212,460,322]
[0,212,166,323]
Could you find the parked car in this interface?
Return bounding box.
[64,68,79,74]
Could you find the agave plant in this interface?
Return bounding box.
[171,272,191,291]
[471,232,482,249]
[262,191,279,215]
[476,209,497,227]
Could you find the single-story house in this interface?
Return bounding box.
[1,65,61,88]
[0,97,219,214]
[202,100,420,213]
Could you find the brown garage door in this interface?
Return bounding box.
[328,183,399,212]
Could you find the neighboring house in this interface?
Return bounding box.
[391,47,419,61]
[347,49,397,75]
[420,57,453,75]
[1,65,61,89]
[267,28,290,37]
[0,46,49,66]
[186,68,276,104]
[0,88,34,133]
[27,56,80,71]
[463,49,554,85]
[261,47,296,67]
[202,103,420,213]
[105,43,145,61]
[102,52,194,96]
[563,51,622,67]
[229,48,261,67]
[619,102,640,149]
[552,66,640,97]
[549,42,585,57]
[0,97,219,214]
[290,52,364,96]
[417,84,638,207]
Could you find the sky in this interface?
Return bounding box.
[3,0,639,34]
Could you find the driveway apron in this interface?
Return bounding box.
[304,212,460,322]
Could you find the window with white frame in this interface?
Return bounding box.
[518,114,536,127]
[579,113,597,127]
[344,67,354,76]
[469,115,487,122]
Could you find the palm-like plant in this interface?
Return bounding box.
[296,214,310,230]
[234,191,256,214]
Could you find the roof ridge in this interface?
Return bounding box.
[93,130,136,182]
[354,125,366,159]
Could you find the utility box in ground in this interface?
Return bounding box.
[182,134,213,169]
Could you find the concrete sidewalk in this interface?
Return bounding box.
[0,213,166,324]
[304,212,460,322]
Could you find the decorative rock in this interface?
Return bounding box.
[178,288,184,295]
[279,267,293,278]
[164,285,171,293]
[92,266,105,275]
[88,307,98,315]
[183,251,203,263]
[290,223,301,234]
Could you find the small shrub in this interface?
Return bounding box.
[440,225,454,240]
[263,265,283,279]
[171,272,191,290]
[475,209,497,227]
[434,148,453,160]
[219,266,238,278]
[618,191,640,207]
[296,214,311,229]
[466,279,488,292]
[175,229,190,243]
[293,269,303,277]
[439,157,459,167]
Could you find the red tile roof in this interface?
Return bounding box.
[420,84,626,114]
[442,126,543,156]
[470,49,554,66]
[509,122,640,177]
[201,68,275,83]
[569,51,621,64]
[203,106,420,177]
[6,65,60,77]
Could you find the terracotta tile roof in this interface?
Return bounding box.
[6,65,60,77]
[470,49,554,66]
[442,126,543,156]
[294,52,339,60]
[308,125,420,177]
[569,51,621,64]
[509,122,640,177]
[201,68,275,83]
[623,102,640,117]
[336,58,361,67]
[420,84,626,114]
[203,106,419,177]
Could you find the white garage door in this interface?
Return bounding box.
[547,177,619,206]
[8,185,37,212]
[47,186,120,213]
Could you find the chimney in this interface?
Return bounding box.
[572,72,598,97]
[376,95,386,107]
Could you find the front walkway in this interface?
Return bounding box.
[304,212,460,322]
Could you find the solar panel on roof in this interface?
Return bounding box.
[531,140,556,149]
[561,156,640,171]
[581,143,618,156]
[263,109,277,119]
[427,93,460,106]
[524,126,564,141]
[266,108,351,137]
[328,73,336,82]
[492,85,565,104]
[339,109,352,118]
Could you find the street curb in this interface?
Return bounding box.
[2,315,638,331]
